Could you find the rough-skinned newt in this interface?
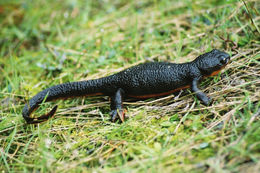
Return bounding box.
[22,49,230,124]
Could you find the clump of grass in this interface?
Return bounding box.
[0,0,259,172]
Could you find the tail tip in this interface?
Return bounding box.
[24,105,58,124]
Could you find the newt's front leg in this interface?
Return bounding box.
[191,78,211,105]
[110,88,125,122]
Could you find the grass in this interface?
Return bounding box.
[0,0,259,172]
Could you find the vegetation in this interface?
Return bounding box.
[0,0,259,172]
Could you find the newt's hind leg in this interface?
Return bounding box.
[110,88,125,122]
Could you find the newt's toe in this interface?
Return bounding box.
[201,96,212,106]
[110,109,125,122]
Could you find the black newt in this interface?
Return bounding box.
[22,49,230,124]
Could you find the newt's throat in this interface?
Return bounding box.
[205,66,226,77]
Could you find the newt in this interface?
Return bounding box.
[22,49,230,124]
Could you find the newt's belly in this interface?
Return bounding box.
[127,85,190,99]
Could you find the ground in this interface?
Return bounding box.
[0,0,259,172]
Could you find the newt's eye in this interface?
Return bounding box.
[220,58,226,64]
[219,54,230,65]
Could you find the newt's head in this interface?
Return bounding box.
[194,49,230,77]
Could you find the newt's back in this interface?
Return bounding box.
[109,62,193,96]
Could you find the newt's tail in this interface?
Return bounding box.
[22,80,104,124]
